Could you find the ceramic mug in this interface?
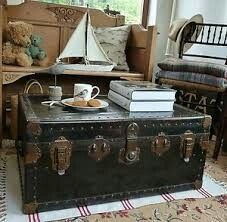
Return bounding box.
[73,83,100,101]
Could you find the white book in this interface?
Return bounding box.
[109,80,176,101]
[108,90,174,112]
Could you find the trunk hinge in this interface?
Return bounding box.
[151,132,170,156]
[119,122,140,165]
[88,136,111,161]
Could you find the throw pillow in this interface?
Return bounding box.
[94,25,131,71]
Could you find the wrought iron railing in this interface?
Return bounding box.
[179,22,227,64]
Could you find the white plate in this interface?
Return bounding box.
[61,98,109,111]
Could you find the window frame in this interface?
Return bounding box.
[24,0,150,26]
[142,0,150,27]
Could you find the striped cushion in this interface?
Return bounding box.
[158,58,227,79]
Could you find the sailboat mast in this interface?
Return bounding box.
[85,6,89,64]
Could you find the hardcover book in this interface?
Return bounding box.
[108,90,175,112]
[109,81,176,101]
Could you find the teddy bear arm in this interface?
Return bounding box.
[2,53,16,65]
[16,53,33,67]
[38,50,46,60]
[25,47,31,56]
[30,46,41,59]
[39,48,45,54]
[2,43,16,65]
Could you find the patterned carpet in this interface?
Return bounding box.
[2,140,227,222]
[52,144,227,222]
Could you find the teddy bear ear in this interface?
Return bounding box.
[5,25,10,32]
[28,24,34,33]
[4,25,11,40]
[7,23,15,32]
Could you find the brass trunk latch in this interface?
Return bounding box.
[151,132,170,156]
[88,136,111,161]
[119,122,140,165]
[25,144,41,165]
[200,135,210,151]
[50,136,72,175]
[181,130,195,163]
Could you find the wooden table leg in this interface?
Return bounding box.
[10,95,18,139]
[212,124,224,159]
[221,90,227,153]
[2,86,6,136]
[220,129,227,156]
[0,5,3,147]
[213,90,227,159]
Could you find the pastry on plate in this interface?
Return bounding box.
[66,100,88,107]
[88,99,101,107]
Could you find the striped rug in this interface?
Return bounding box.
[3,155,227,222]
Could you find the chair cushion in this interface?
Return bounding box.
[157,70,227,88]
[158,58,227,79]
[159,78,225,92]
[94,25,131,71]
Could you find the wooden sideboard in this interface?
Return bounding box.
[0,1,157,142]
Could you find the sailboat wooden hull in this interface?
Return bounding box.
[62,64,114,72]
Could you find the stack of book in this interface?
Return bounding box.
[108,81,176,112]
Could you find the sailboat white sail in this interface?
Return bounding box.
[56,11,114,72]
[58,13,87,60]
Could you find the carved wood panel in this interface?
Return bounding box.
[6,1,124,27]
[3,72,34,84]
[47,6,84,24]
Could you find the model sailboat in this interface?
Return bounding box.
[56,11,114,72]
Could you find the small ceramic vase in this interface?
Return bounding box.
[49,86,62,101]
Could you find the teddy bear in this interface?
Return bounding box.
[26,34,49,67]
[2,21,33,67]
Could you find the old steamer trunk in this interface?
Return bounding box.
[18,95,211,214]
